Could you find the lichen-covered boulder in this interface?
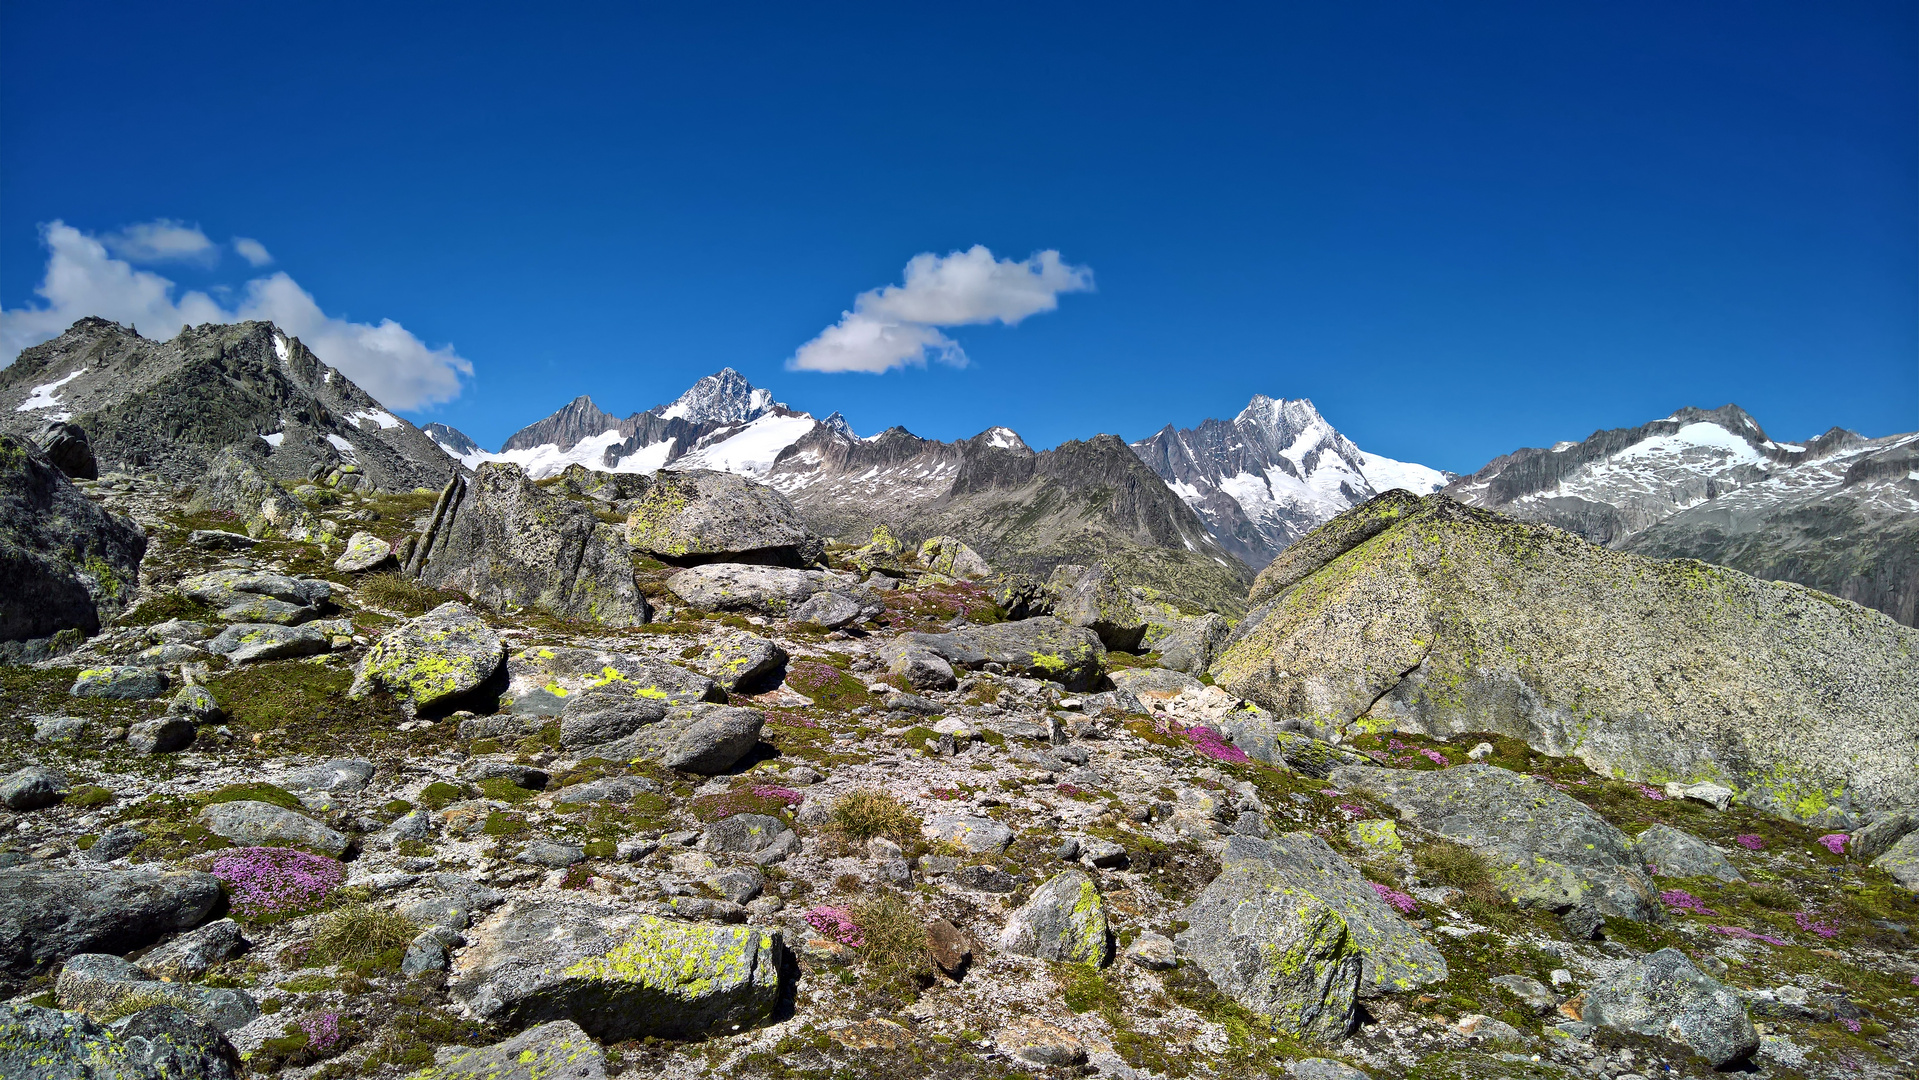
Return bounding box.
[1,766,66,811]
[205,622,329,664]
[1156,612,1232,674]
[409,1019,606,1080]
[1581,948,1758,1066]
[1872,830,1919,891]
[34,421,98,480]
[450,903,786,1040]
[884,643,957,691]
[998,869,1109,966]
[126,717,196,755]
[0,867,223,974]
[916,535,991,580]
[196,801,351,857]
[890,616,1105,690]
[660,706,765,774]
[0,1003,242,1080]
[1176,834,1446,1034]
[1634,825,1743,883]
[178,568,332,610]
[1327,763,1660,921]
[0,434,146,643]
[333,530,395,573]
[1218,493,1919,826]
[789,590,862,628]
[503,645,720,716]
[624,468,821,566]
[55,953,258,1031]
[689,630,787,693]
[666,563,861,615]
[1048,564,1148,650]
[1215,712,1375,778]
[922,814,1014,855]
[349,602,506,712]
[418,464,649,626]
[189,447,324,541]
[69,665,168,700]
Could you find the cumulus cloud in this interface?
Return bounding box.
[233,237,273,266]
[102,219,218,265]
[789,245,1093,374]
[0,220,471,409]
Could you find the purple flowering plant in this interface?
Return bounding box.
[1794,911,1839,939]
[1815,834,1848,856]
[1181,725,1248,763]
[805,905,865,947]
[1711,925,1790,947]
[1371,881,1417,915]
[208,846,345,922]
[1734,834,1765,851]
[1660,890,1716,917]
[298,1010,345,1053]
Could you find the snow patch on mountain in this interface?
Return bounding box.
[669,413,818,478]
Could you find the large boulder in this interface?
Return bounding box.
[916,535,991,580]
[34,421,98,480]
[1156,612,1233,674]
[349,602,506,712]
[660,706,765,774]
[688,630,787,693]
[189,447,323,541]
[666,563,867,616]
[417,465,649,626]
[1872,830,1919,890]
[450,903,787,1040]
[623,468,821,566]
[177,568,332,610]
[1634,825,1743,883]
[0,433,146,641]
[0,1003,241,1080]
[1217,493,1919,826]
[886,617,1105,690]
[998,869,1110,966]
[55,953,258,1031]
[409,1019,605,1080]
[1048,564,1149,651]
[502,645,720,716]
[1327,764,1660,921]
[1176,834,1446,1037]
[0,867,222,974]
[196,801,351,857]
[1581,948,1758,1066]
[205,623,329,664]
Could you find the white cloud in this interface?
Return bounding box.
[789,245,1093,374]
[102,219,217,265]
[0,220,471,409]
[233,237,273,266]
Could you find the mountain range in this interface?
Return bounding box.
[7,317,1913,625]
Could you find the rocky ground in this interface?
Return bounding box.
[3,469,1918,1080]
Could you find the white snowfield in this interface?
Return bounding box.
[15,368,86,419]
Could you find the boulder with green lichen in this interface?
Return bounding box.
[998,869,1110,967]
[623,468,821,566]
[348,602,505,713]
[0,432,147,643]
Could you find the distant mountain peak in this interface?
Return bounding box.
[821,411,857,438]
[659,368,781,425]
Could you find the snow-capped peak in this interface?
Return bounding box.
[980,426,1028,451]
[658,368,782,425]
[821,411,858,439]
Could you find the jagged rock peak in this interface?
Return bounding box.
[658,368,782,425]
[820,412,857,439]
[423,422,480,457]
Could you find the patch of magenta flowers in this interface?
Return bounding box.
[804,905,864,947]
[297,1010,344,1052]
[208,846,344,921]
[1711,925,1790,947]
[1636,785,1666,800]
[1816,833,1848,856]
[1733,834,1765,851]
[1181,725,1247,764]
[748,784,803,805]
[1661,889,1716,917]
[1794,912,1839,939]
[1370,882,1416,915]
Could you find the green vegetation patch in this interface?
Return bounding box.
[355,572,465,615]
[209,660,411,756]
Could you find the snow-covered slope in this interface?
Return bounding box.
[1130,395,1453,570]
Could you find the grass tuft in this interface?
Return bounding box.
[826,788,922,852]
[309,904,419,969]
[356,573,461,615]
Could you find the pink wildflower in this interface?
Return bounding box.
[208,847,345,920]
[1734,834,1765,851]
[1182,726,1248,764]
[1660,890,1716,916]
[1710,925,1790,947]
[1637,785,1666,800]
[749,784,803,805]
[1370,881,1416,915]
[1843,1019,1862,1033]
[1421,749,1448,767]
[804,905,864,947]
[1816,834,1848,856]
[1794,912,1839,939]
[298,1010,344,1052]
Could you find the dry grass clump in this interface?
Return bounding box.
[310,904,419,967]
[826,788,921,852]
[356,573,458,616]
[94,987,189,1023]
[852,893,933,1005]
[1413,839,1521,929]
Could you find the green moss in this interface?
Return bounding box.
[210,661,409,755]
[65,785,113,808]
[418,781,466,810]
[482,811,528,836]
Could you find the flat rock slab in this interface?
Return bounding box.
[178,568,332,608]
[350,602,505,711]
[0,866,222,973]
[451,902,786,1041]
[666,563,858,615]
[413,1018,605,1080]
[505,646,719,715]
[891,616,1106,690]
[922,814,1014,854]
[1634,824,1743,883]
[70,666,168,699]
[1582,947,1758,1066]
[0,1003,241,1080]
[623,468,817,563]
[1327,763,1660,921]
[279,758,376,793]
[197,800,350,857]
[206,623,329,664]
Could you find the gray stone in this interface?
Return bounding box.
[1049,564,1149,651]
[706,867,765,904]
[0,1002,241,1080]
[955,864,1017,892]
[1125,931,1178,970]
[1871,829,1919,890]
[86,825,146,863]
[1327,763,1661,920]
[166,684,222,723]
[922,814,1014,854]
[875,858,912,887]
[888,617,1106,690]
[558,687,669,749]
[178,568,332,609]
[998,869,1108,966]
[196,800,350,857]
[31,716,88,743]
[885,644,957,691]
[553,776,661,805]
[623,468,820,565]
[204,622,329,664]
[1177,834,1446,1034]
[137,919,248,983]
[413,1018,605,1080]
[666,563,856,614]
[789,590,863,628]
[126,717,195,755]
[1292,1060,1373,1080]
[334,530,396,573]
[1634,824,1743,882]
[700,814,793,858]
[1489,974,1558,1014]
[1,766,65,810]
[519,841,586,868]
[1582,947,1759,1066]
[401,926,464,976]
[0,867,221,973]
[0,433,146,642]
[56,952,259,1031]
[916,535,991,580]
[1216,712,1376,778]
[450,903,786,1040]
[280,758,376,793]
[1157,613,1232,674]
[994,1018,1085,1066]
[462,760,549,789]
[1081,839,1128,869]
[69,666,167,700]
[349,602,506,711]
[661,706,764,774]
[505,646,719,712]
[1664,781,1735,811]
[1853,809,1918,862]
[692,630,788,693]
[418,465,650,626]
[35,420,98,480]
[188,529,256,550]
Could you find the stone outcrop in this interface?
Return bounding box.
[350,602,507,712]
[0,867,222,974]
[884,617,1105,690]
[415,466,649,626]
[1218,493,1919,826]
[0,433,146,641]
[623,468,822,566]
[1580,948,1758,1066]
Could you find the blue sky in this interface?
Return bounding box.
[2,2,1912,473]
